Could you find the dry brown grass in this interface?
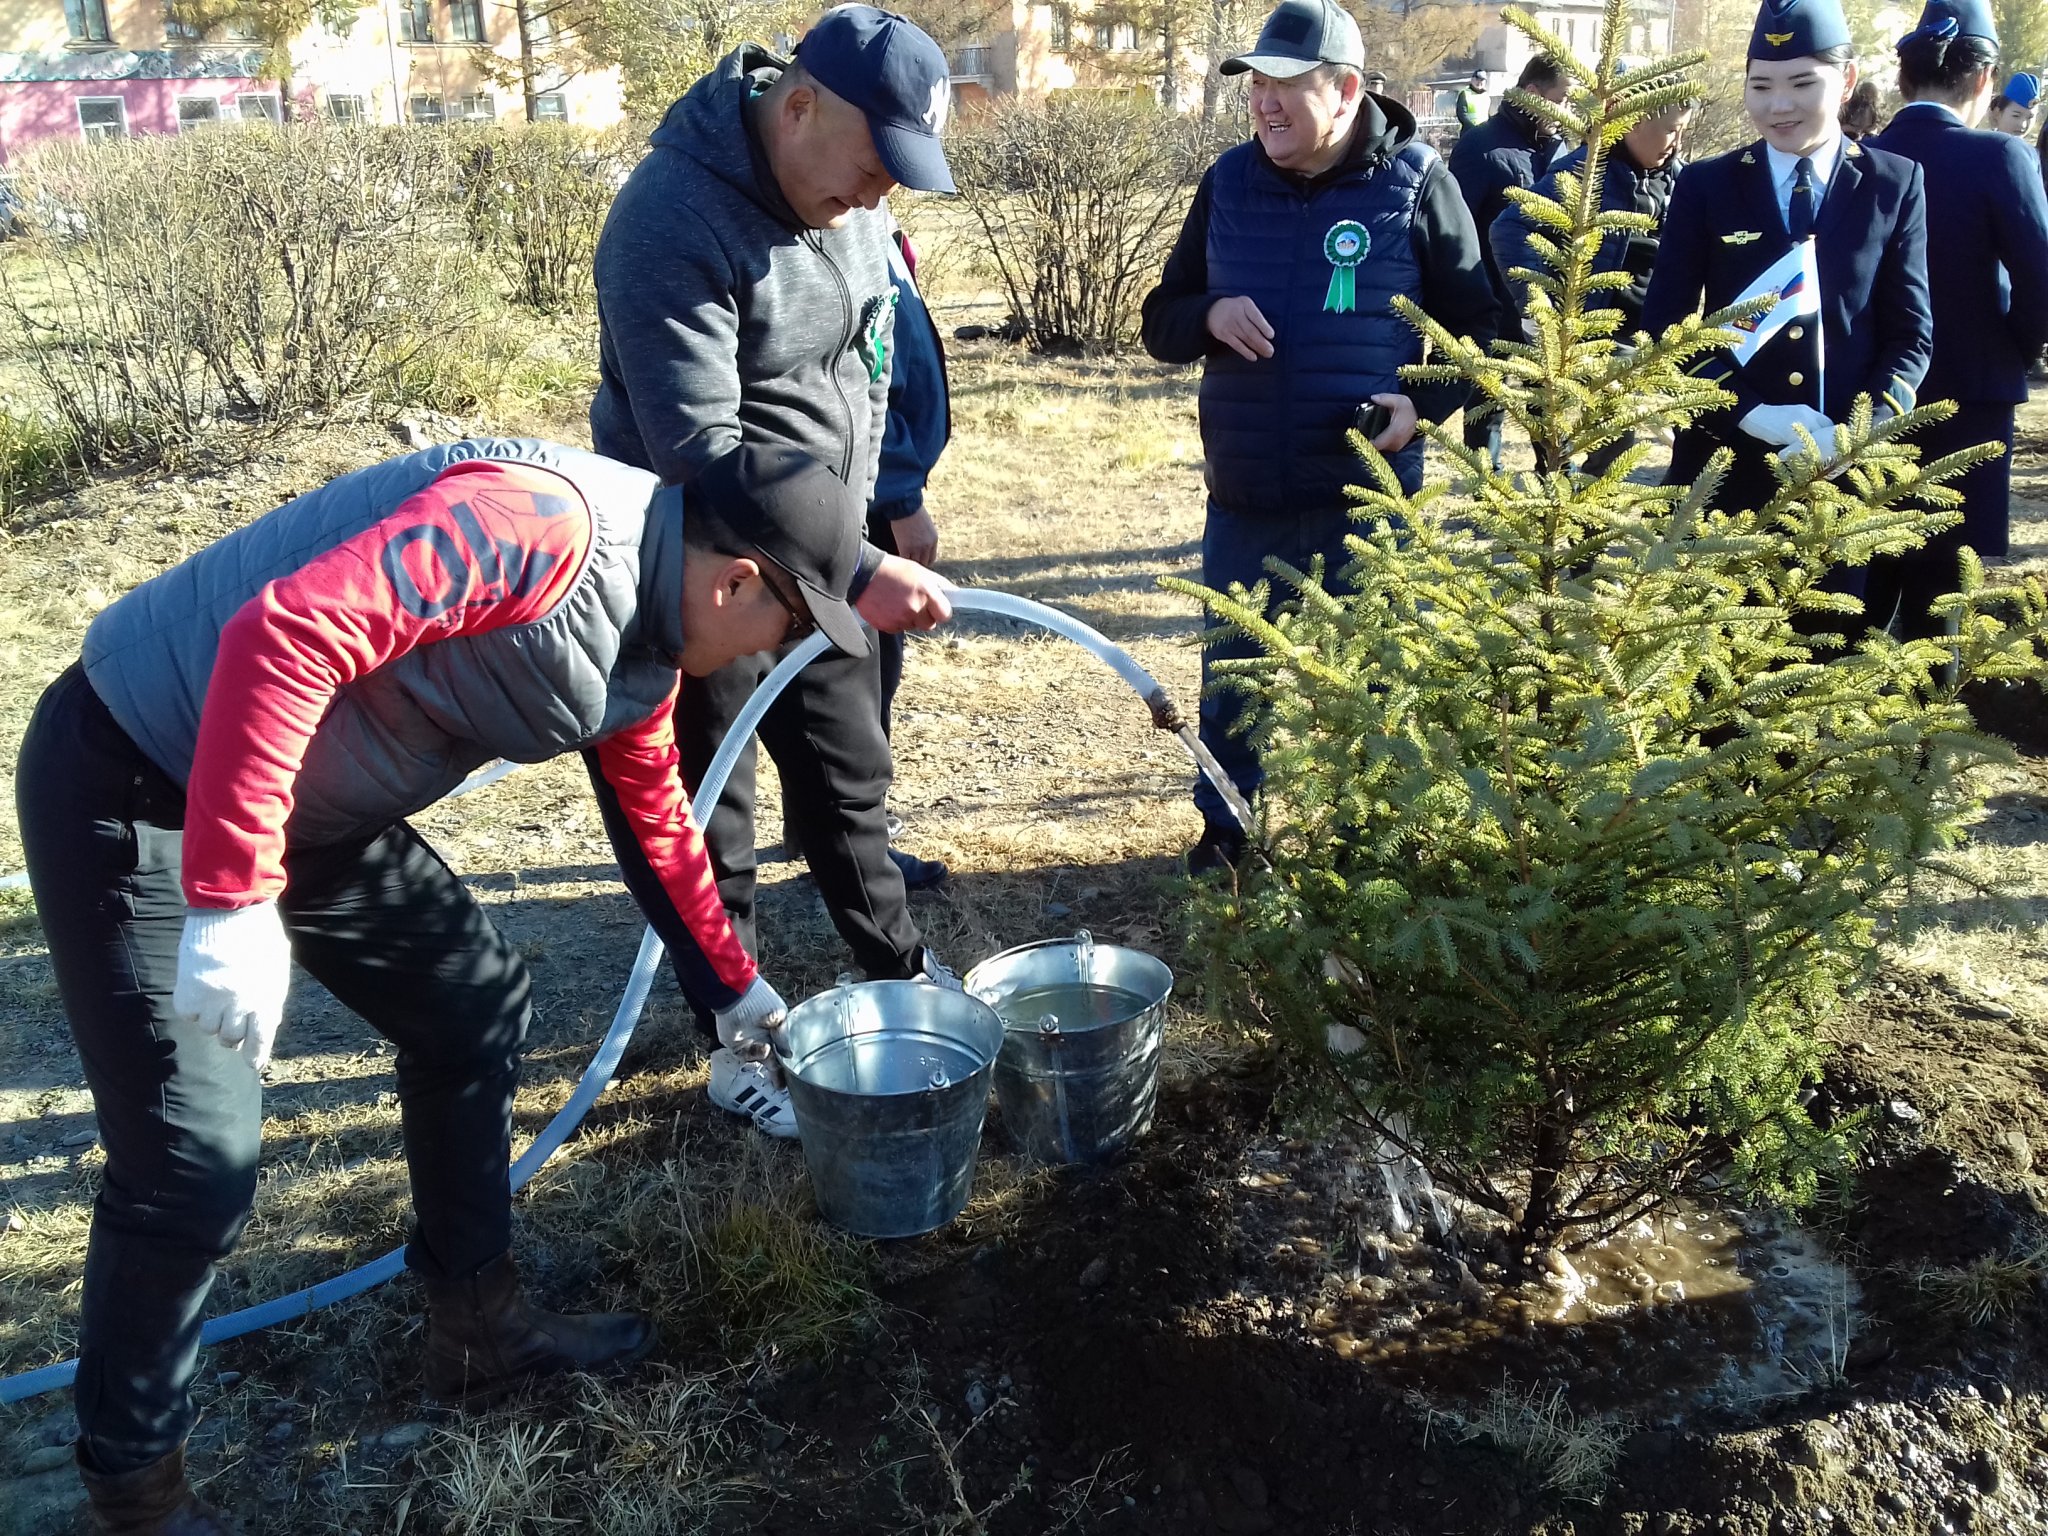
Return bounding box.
[1419,1381,1630,1504]
[1912,1238,2048,1328]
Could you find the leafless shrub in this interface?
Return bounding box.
[948,95,1211,351]
[454,122,647,314]
[0,139,214,462]
[0,128,486,461]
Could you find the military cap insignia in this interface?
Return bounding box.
[1722,231,1762,244]
[1765,29,1793,42]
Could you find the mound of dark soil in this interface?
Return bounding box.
[745,975,2048,1535]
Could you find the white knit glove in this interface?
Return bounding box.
[1739,403,1833,449]
[715,976,788,1062]
[173,902,292,1071]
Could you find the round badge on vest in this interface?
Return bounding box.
[1323,220,1371,313]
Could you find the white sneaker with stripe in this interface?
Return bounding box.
[707,1048,800,1139]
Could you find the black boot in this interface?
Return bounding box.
[421,1253,654,1408]
[77,1444,232,1535]
[1184,825,1246,876]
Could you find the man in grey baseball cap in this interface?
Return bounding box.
[1220,0,1364,79]
[1141,0,1498,873]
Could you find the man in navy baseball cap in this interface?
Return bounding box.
[797,5,956,195]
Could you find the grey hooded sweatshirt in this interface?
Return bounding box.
[591,45,896,514]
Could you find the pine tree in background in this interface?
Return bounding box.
[1169,0,2048,1262]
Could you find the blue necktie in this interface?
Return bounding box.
[1788,156,1816,242]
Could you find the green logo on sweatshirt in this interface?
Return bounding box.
[858,290,899,384]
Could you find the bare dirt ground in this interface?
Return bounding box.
[2,317,2047,1535]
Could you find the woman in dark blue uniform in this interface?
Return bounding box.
[1642,0,1934,547]
[1867,0,2048,638]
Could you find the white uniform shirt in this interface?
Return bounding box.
[1765,134,1845,229]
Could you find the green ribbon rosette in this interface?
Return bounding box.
[1322,220,1370,314]
[859,290,901,383]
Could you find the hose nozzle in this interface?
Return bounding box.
[1144,685,1184,732]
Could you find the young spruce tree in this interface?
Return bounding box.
[1169,0,2048,1261]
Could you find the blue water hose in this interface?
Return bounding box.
[0,590,1238,1404]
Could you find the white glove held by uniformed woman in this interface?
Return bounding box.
[1739,403,1834,449]
[715,976,788,1062]
[173,902,292,1071]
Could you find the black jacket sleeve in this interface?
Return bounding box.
[1141,167,1219,364]
[1408,160,1502,425]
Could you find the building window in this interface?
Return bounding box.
[238,92,282,123]
[1049,4,1071,53]
[399,0,435,43]
[163,3,204,40]
[76,97,126,138]
[408,92,445,124]
[222,11,258,38]
[456,91,495,119]
[177,95,226,129]
[532,92,568,120]
[327,93,367,122]
[449,0,484,39]
[64,0,113,43]
[1112,22,1137,50]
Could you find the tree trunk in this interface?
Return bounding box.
[1160,0,1178,109]
[519,0,541,121]
[266,33,297,123]
[1200,0,1224,122]
[1516,1095,1572,1262]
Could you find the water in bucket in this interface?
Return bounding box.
[964,932,1174,1166]
[779,979,1005,1239]
[996,983,1156,1031]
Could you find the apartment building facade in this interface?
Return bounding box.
[0,0,623,162]
[1471,0,1676,81]
[946,0,1211,114]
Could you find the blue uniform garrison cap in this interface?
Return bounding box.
[1897,0,1997,49]
[2005,73,2042,109]
[1749,0,1853,60]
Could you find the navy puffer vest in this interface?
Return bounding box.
[1201,138,1433,515]
[83,438,685,848]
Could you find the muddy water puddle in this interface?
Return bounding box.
[1231,1148,1860,1420]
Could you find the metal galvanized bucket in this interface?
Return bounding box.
[778,979,1005,1239]
[963,930,1173,1166]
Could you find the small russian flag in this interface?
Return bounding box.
[1727,242,1822,368]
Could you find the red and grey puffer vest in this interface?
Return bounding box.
[82,438,683,847]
